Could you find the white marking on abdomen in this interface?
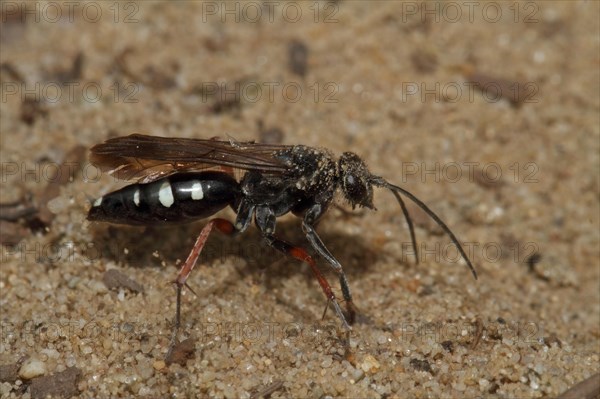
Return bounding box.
[133,189,140,206]
[191,181,203,200]
[158,181,174,207]
[93,197,103,207]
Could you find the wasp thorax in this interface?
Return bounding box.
[338,152,375,209]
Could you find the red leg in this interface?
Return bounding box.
[168,218,235,358]
[173,218,235,287]
[265,236,351,330]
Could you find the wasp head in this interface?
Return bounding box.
[338,152,375,209]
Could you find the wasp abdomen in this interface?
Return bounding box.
[88,172,240,225]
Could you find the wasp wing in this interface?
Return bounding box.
[90,134,290,183]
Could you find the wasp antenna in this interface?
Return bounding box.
[372,177,478,280]
[389,189,419,265]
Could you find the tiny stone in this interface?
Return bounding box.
[67,277,80,289]
[0,382,11,396]
[0,362,20,383]
[351,368,365,383]
[30,367,81,398]
[46,197,69,214]
[453,382,466,391]
[534,363,545,374]
[153,360,166,371]
[410,358,433,374]
[140,337,155,354]
[137,359,154,379]
[88,280,108,294]
[40,349,60,360]
[19,358,47,380]
[441,341,454,352]
[360,355,380,373]
[103,269,144,293]
[102,338,113,350]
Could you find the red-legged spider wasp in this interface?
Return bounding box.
[88,134,477,352]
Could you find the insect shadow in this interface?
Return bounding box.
[88,215,382,293]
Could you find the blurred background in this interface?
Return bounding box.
[1,1,598,398]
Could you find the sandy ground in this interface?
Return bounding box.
[1,1,599,398]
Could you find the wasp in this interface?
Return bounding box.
[88,134,477,351]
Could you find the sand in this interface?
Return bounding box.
[1,1,599,398]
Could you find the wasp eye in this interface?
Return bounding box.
[344,176,365,206]
[344,173,363,197]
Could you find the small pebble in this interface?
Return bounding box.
[137,358,154,379]
[321,356,333,368]
[40,348,60,359]
[18,358,47,380]
[88,280,108,294]
[350,368,365,383]
[153,360,166,371]
[288,39,309,77]
[360,355,380,373]
[0,382,12,396]
[453,382,466,391]
[67,277,80,289]
[102,338,113,350]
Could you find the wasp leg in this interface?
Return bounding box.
[167,201,254,359]
[302,204,358,325]
[255,205,351,330]
[167,218,235,359]
[264,234,350,330]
